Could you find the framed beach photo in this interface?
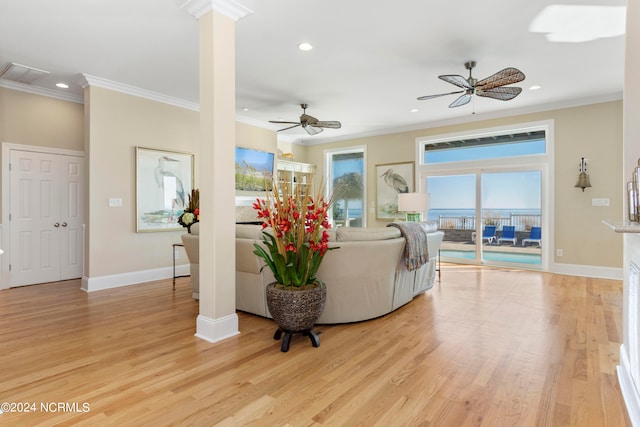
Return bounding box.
[136,147,194,232]
[375,161,414,219]
[235,146,275,193]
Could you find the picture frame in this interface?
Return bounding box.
[136,146,194,232]
[375,161,414,219]
[235,146,275,193]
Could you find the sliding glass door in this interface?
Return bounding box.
[480,171,542,266]
[427,174,477,262]
[427,170,542,266]
[419,122,550,269]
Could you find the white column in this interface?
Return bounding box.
[182,0,253,343]
[619,0,640,425]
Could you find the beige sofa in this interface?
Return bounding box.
[181,223,200,299]
[235,223,444,324]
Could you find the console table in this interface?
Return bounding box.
[172,243,190,289]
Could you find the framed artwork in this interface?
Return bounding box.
[136,147,194,232]
[235,146,275,193]
[375,161,414,219]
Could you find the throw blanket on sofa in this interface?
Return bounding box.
[387,222,429,271]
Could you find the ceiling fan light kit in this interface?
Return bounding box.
[269,104,341,136]
[418,60,525,108]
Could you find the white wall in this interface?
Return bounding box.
[618,0,640,424]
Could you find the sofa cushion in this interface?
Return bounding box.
[236,224,264,240]
[325,227,337,242]
[421,221,438,233]
[336,227,401,242]
[190,222,200,235]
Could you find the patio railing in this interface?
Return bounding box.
[437,214,541,231]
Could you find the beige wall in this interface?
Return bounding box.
[237,121,277,152]
[84,86,200,276]
[1,86,277,282]
[83,87,278,279]
[0,87,84,218]
[1,85,624,277]
[305,100,624,269]
[0,87,84,149]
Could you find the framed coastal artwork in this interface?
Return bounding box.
[375,161,414,219]
[136,147,194,232]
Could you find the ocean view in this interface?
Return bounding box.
[334,208,541,222]
[426,208,541,221]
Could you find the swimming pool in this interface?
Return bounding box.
[440,249,542,265]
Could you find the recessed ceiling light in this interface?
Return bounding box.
[410,108,419,113]
[529,85,541,91]
[56,82,69,89]
[298,42,313,51]
[529,5,626,43]
[243,107,249,112]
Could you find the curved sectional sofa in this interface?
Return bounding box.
[235,223,444,324]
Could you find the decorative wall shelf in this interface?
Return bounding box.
[277,160,315,195]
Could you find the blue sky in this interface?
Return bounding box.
[427,172,541,210]
[425,139,544,210]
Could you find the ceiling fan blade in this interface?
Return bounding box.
[269,120,300,125]
[439,74,473,89]
[417,90,464,101]
[449,94,472,108]
[300,113,318,124]
[314,120,341,129]
[274,123,302,132]
[304,125,323,135]
[476,86,523,101]
[476,67,525,90]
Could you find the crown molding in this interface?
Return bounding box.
[301,92,624,146]
[180,0,254,21]
[0,79,84,104]
[79,74,199,111]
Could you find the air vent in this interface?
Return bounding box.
[0,62,49,84]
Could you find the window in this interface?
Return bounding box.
[424,130,546,164]
[418,122,552,270]
[325,147,366,228]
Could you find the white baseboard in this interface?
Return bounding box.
[195,313,240,343]
[618,345,640,427]
[81,264,190,292]
[552,262,623,280]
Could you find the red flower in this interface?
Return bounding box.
[252,176,335,287]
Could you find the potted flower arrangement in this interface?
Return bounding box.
[177,188,199,232]
[252,173,335,352]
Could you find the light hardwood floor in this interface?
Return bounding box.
[0,265,631,426]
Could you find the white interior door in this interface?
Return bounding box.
[9,149,84,286]
[59,155,84,280]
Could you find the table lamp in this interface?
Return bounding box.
[397,192,429,222]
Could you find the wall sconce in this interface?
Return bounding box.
[574,157,592,192]
[398,192,429,222]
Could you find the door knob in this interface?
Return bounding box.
[54,223,60,227]
[62,222,68,227]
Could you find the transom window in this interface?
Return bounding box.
[424,130,546,164]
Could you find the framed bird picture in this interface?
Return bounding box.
[136,146,195,232]
[375,161,414,220]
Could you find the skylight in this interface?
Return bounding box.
[529,5,626,43]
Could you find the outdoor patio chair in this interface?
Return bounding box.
[498,226,517,245]
[472,225,496,244]
[522,226,542,247]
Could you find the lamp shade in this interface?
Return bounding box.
[397,192,429,213]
